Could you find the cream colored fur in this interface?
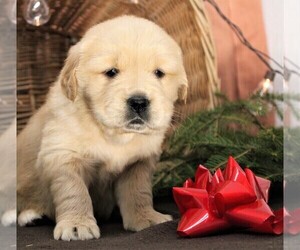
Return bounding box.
[17,15,188,241]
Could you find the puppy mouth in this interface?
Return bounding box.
[120,118,163,134]
[125,118,147,132]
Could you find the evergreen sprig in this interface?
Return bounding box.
[152,93,297,196]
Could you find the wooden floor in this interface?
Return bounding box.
[16,200,285,250]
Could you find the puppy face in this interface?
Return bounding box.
[61,16,188,134]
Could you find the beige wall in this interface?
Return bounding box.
[262,0,300,127]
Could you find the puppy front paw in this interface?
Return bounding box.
[54,218,100,241]
[124,209,172,231]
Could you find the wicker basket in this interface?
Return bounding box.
[16,0,220,132]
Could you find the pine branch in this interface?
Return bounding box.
[152,93,293,196]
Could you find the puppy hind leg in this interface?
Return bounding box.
[17,181,54,226]
[1,209,17,226]
[18,209,42,226]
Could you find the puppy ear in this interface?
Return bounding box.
[177,71,188,104]
[60,45,80,101]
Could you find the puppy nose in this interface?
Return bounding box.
[127,95,150,114]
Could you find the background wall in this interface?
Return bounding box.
[262,0,300,126]
[205,0,269,102]
[283,0,300,127]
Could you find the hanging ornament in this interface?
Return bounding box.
[23,0,51,26]
[5,0,17,24]
[256,71,275,96]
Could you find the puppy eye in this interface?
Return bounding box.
[154,69,165,79]
[104,68,119,78]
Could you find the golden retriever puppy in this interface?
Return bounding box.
[17,15,188,241]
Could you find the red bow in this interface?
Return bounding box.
[173,156,287,237]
